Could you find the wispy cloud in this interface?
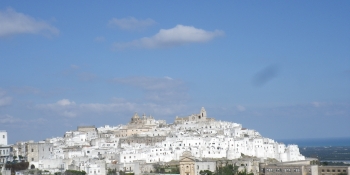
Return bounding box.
[113,76,183,90]
[112,76,188,103]
[113,25,224,49]
[108,17,155,31]
[0,8,59,37]
[36,98,187,119]
[247,102,350,118]
[35,77,189,118]
[0,114,22,124]
[236,105,246,112]
[36,99,77,117]
[0,88,12,107]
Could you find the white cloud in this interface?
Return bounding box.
[113,76,184,90]
[247,102,350,119]
[108,17,155,30]
[37,99,77,117]
[0,96,12,106]
[112,76,188,103]
[0,114,23,124]
[0,88,12,107]
[57,99,76,106]
[113,25,224,49]
[236,105,246,112]
[35,77,189,118]
[311,101,325,107]
[0,8,59,37]
[36,98,187,118]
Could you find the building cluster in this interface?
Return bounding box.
[2,108,310,175]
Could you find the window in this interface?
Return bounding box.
[32,158,34,161]
[31,149,34,152]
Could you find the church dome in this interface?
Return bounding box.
[131,113,140,122]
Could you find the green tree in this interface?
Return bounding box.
[107,168,117,175]
[119,170,126,175]
[19,155,24,160]
[338,173,347,175]
[237,169,254,175]
[200,170,214,175]
[5,161,29,174]
[153,163,161,173]
[217,164,236,175]
[64,170,86,175]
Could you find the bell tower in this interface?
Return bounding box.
[200,107,207,119]
[0,130,7,145]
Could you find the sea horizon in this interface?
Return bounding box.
[276,137,350,147]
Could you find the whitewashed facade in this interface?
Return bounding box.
[9,108,304,175]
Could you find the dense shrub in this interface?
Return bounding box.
[5,162,29,174]
[64,170,86,175]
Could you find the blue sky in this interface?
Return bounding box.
[0,1,349,144]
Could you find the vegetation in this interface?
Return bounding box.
[107,168,117,175]
[320,161,350,166]
[64,170,86,175]
[118,170,134,175]
[237,169,254,175]
[200,170,214,175]
[5,161,29,174]
[216,164,253,175]
[152,163,179,174]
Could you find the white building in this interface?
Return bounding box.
[11,107,305,175]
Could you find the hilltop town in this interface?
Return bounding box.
[0,108,314,175]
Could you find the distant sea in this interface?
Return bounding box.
[276,137,350,147]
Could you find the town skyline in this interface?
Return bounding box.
[1,1,350,144]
